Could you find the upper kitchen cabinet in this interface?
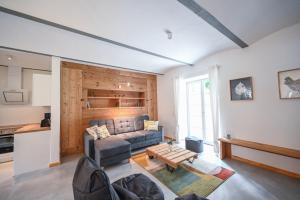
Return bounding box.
[32,74,51,106]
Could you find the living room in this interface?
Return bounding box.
[0,1,299,200]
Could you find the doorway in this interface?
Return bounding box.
[185,75,213,145]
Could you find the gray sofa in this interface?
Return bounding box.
[84,115,163,167]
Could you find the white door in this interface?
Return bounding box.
[186,76,213,144]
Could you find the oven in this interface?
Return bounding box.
[0,134,14,154]
[0,128,15,163]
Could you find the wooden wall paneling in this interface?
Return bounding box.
[83,70,147,91]
[146,76,158,120]
[60,67,83,156]
[61,61,158,154]
[88,89,145,98]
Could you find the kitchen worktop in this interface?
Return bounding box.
[0,123,50,134]
[14,124,50,134]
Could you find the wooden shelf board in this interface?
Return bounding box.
[87,97,145,100]
[87,106,145,110]
[218,138,300,159]
[85,88,146,92]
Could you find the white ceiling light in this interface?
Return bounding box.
[7,55,13,61]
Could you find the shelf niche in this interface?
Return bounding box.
[86,89,145,109]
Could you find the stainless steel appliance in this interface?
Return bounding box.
[0,128,15,163]
[0,134,14,153]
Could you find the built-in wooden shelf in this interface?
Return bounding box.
[87,96,145,100]
[85,89,146,110]
[87,106,145,110]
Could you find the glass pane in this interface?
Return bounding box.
[187,80,203,139]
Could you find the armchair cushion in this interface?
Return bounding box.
[112,173,164,200]
[72,156,120,200]
[175,194,209,200]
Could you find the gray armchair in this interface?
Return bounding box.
[73,156,164,200]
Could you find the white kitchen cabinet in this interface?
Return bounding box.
[32,74,51,106]
[13,130,51,176]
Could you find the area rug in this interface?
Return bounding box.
[132,153,234,197]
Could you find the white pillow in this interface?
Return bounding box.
[86,125,98,140]
[96,125,111,139]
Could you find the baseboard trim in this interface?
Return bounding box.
[48,161,61,168]
[231,155,300,180]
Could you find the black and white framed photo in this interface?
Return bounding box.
[230,77,253,101]
[278,68,300,99]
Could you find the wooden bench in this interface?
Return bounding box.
[218,137,300,179]
[219,138,300,159]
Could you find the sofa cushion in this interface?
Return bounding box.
[134,115,149,131]
[114,117,135,134]
[137,130,162,140]
[115,131,145,144]
[144,120,159,131]
[94,136,130,159]
[97,125,111,139]
[86,125,99,140]
[89,119,115,135]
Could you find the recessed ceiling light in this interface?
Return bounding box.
[7,56,13,61]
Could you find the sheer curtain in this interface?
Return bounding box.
[209,65,220,153]
[173,75,184,143]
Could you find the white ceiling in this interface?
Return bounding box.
[0,0,300,73]
[0,49,51,70]
[197,0,300,44]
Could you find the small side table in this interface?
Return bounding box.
[185,136,203,153]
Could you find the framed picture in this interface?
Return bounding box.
[230,77,253,101]
[278,68,300,99]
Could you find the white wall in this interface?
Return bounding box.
[50,57,60,164]
[158,23,300,173]
[0,66,50,125]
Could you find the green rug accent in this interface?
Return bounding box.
[151,166,223,197]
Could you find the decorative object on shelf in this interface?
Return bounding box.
[278,68,300,99]
[230,77,253,100]
[86,101,91,108]
[226,134,231,139]
[40,113,51,127]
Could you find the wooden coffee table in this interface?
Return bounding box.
[146,143,198,172]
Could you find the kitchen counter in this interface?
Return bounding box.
[14,123,50,134]
[0,123,50,135]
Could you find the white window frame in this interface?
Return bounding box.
[185,75,211,144]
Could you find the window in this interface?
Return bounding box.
[186,75,213,144]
